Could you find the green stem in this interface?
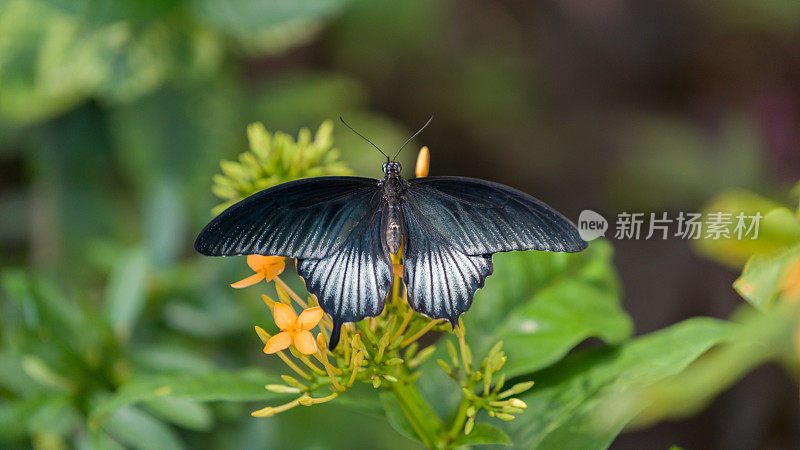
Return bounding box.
[447,398,470,441]
[390,381,444,449]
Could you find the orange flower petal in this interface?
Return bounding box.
[263,331,292,353]
[246,254,270,272]
[273,302,298,330]
[293,330,317,354]
[415,146,429,178]
[262,258,286,282]
[230,272,266,289]
[297,307,324,330]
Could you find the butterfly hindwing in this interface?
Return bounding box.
[296,197,393,348]
[195,176,391,348]
[195,177,380,259]
[402,195,494,324]
[405,176,586,256]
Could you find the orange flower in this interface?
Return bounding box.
[264,303,324,354]
[231,255,285,288]
[415,146,429,178]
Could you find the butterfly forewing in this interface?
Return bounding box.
[405,176,586,255]
[194,177,379,259]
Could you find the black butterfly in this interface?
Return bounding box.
[195,117,586,349]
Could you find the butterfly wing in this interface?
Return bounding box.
[195,177,380,259]
[402,198,493,325]
[405,176,586,255]
[402,176,585,323]
[195,176,392,348]
[296,199,393,349]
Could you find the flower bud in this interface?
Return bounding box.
[265,384,301,394]
[415,146,430,178]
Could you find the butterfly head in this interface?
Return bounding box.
[382,161,402,176]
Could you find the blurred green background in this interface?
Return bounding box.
[2,0,799,449]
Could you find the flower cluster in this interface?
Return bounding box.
[210,121,351,215]
[221,134,532,447]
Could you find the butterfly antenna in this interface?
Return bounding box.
[339,116,390,160]
[393,114,435,161]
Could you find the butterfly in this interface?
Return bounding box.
[195,117,587,349]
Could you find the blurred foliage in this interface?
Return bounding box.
[0,0,347,126]
[694,188,800,269]
[607,115,767,211]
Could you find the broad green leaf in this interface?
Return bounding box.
[128,346,216,374]
[104,248,149,340]
[103,406,183,450]
[143,397,214,431]
[466,240,632,377]
[144,180,186,267]
[379,385,443,447]
[332,383,384,417]
[110,80,240,204]
[89,369,284,425]
[25,394,81,437]
[0,354,41,396]
[379,392,418,442]
[608,303,798,428]
[191,0,343,53]
[451,423,512,447]
[734,244,800,309]
[503,318,732,450]
[0,396,46,440]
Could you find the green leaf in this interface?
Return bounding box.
[607,303,798,428]
[144,180,186,267]
[0,396,46,440]
[504,318,732,450]
[104,248,149,340]
[25,394,81,437]
[110,80,240,200]
[466,240,632,377]
[89,369,284,426]
[451,423,512,447]
[379,392,418,442]
[102,406,184,450]
[191,0,344,53]
[734,243,800,309]
[128,346,216,374]
[142,397,214,431]
[0,0,223,125]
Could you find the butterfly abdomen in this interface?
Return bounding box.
[384,203,403,255]
[380,174,406,256]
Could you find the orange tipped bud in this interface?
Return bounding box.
[415,146,430,178]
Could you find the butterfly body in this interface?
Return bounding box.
[196,159,586,349]
[379,161,406,255]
